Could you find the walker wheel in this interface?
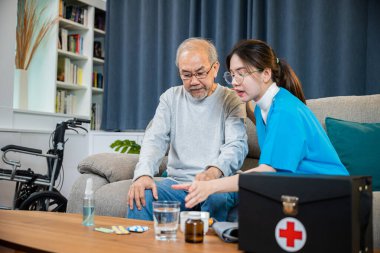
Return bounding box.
[19,191,67,212]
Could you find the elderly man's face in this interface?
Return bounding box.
[178,49,219,99]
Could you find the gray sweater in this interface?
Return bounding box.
[133,84,248,182]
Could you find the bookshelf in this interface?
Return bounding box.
[11,0,106,129]
[91,7,106,130]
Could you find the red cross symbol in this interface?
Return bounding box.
[279,221,303,247]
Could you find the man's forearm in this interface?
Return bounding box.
[206,166,223,178]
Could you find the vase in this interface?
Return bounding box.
[14,69,28,110]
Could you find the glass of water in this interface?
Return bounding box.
[153,201,180,240]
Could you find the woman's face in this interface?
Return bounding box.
[229,54,267,102]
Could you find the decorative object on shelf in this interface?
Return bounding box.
[13,69,28,110]
[14,0,58,109]
[93,41,103,59]
[110,139,141,154]
[94,8,106,31]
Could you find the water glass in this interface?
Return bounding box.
[153,201,180,240]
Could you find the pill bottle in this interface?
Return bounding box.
[185,212,204,243]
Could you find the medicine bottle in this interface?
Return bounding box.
[185,212,204,243]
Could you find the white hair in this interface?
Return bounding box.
[175,38,218,67]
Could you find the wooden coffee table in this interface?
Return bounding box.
[0,210,240,253]
[1,210,378,253]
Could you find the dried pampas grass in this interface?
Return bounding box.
[15,0,58,70]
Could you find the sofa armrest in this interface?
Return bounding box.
[78,153,139,183]
[66,173,109,214]
[373,191,380,249]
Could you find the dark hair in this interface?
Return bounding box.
[226,39,306,104]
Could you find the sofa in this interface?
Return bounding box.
[67,94,380,247]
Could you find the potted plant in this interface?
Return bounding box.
[110,139,141,154]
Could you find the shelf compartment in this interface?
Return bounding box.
[93,57,104,65]
[92,87,104,94]
[59,17,89,31]
[58,49,88,60]
[94,28,106,36]
[57,81,87,90]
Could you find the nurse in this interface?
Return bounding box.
[173,39,348,208]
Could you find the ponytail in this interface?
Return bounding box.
[276,59,306,104]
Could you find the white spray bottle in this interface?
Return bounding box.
[82,178,95,226]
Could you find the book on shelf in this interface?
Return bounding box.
[91,102,102,130]
[57,57,83,85]
[68,34,83,54]
[57,57,65,81]
[68,35,75,53]
[59,0,65,17]
[64,58,70,83]
[92,72,103,88]
[94,9,106,31]
[56,90,76,114]
[77,68,83,85]
[59,28,68,52]
[97,73,103,88]
[92,72,97,87]
[65,4,88,26]
[59,0,89,25]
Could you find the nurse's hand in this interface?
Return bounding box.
[172,181,215,208]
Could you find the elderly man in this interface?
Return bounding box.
[127,38,248,221]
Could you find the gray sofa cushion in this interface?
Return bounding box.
[78,153,168,183]
[94,179,131,217]
[78,153,139,183]
[307,94,380,127]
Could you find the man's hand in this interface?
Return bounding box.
[195,166,222,181]
[172,181,216,208]
[128,176,157,210]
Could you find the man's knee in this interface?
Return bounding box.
[130,189,154,207]
[201,193,238,222]
[142,189,154,204]
[127,189,155,220]
[204,193,226,206]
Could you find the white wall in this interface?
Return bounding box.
[0,0,17,129]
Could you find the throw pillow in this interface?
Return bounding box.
[325,117,380,191]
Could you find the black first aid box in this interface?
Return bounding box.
[238,173,373,253]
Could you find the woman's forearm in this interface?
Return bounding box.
[211,165,276,194]
[244,164,276,173]
[212,174,240,193]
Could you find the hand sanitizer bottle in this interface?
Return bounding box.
[82,178,95,226]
